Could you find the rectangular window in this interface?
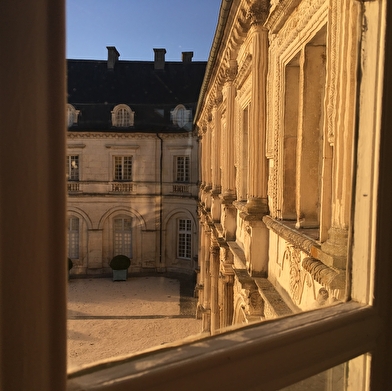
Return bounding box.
[114,217,132,258]
[175,156,190,182]
[178,219,192,259]
[114,156,132,181]
[66,155,79,181]
[67,217,79,259]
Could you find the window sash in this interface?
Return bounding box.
[67,155,79,181]
[67,302,381,390]
[113,218,132,258]
[114,156,132,181]
[2,1,391,391]
[116,108,130,127]
[178,219,191,259]
[176,156,190,183]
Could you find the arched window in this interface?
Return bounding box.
[111,104,134,127]
[178,218,192,259]
[113,216,132,258]
[170,104,192,129]
[66,104,80,127]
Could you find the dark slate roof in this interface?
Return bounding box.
[67,59,207,132]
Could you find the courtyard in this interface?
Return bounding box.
[67,274,202,370]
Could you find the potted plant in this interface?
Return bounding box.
[109,255,130,281]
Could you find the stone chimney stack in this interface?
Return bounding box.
[153,48,166,70]
[107,46,120,70]
[182,52,193,63]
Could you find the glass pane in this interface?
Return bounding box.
[278,355,369,391]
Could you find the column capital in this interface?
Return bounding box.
[224,60,238,83]
[247,0,270,26]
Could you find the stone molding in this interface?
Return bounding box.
[302,257,345,291]
[68,132,195,140]
[263,215,317,255]
[265,0,301,33]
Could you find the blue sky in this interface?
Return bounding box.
[66,0,221,61]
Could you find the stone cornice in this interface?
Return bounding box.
[68,132,196,140]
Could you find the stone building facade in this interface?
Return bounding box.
[67,48,206,275]
[195,0,359,333]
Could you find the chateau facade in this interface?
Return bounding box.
[196,0,360,332]
[67,48,206,275]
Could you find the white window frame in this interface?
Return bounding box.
[113,216,132,258]
[66,104,80,127]
[1,1,391,391]
[175,155,190,183]
[113,155,132,181]
[111,104,134,127]
[170,104,192,129]
[177,218,192,259]
[66,155,79,181]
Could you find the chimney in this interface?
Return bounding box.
[107,46,120,69]
[153,48,166,70]
[182,52,193,63]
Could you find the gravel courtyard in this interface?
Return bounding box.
[67,274,202,370]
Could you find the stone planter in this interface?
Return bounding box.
[112,269,128,281]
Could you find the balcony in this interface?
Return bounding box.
[172,184,190,194]
[67,182,80,192]
[111,182,134,193]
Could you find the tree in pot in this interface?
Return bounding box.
[109,255,131,281]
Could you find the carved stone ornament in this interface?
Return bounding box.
[248,290,263,315]
[225,62,238,82]
[247,0,271,26]
[287,245,303,305]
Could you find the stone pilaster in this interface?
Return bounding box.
[221,272,234,329]
[200,224,212,333]
[222,61,237,199]
[245,0,270,216]
[320,0,360,269]
[210,244,220,335]
[211,100,222,223]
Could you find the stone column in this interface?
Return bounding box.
[196,219,206,319]
[219,243,235,328]
[242,0,271,276]
[204,121,213,211]
[245,1,270,215]
[210,244,220,335]
[222,61,237,199]
[319,0,361,269]
[202,227,212,333]
[221,273,234,328]
[211,99,222,222]
[220,62,238,241]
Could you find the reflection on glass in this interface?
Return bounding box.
[278,355,370,391]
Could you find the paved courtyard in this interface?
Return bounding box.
[67,274,202,370]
